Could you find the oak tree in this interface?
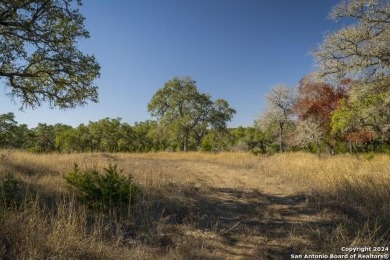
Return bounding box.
[148,76,235,151]
[0,0,100,109]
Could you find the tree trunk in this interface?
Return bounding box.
[316,142,321,158]
[279,124,284,153]
[183,134,189,152]
[195,133,203,148]
[259,141,266,154]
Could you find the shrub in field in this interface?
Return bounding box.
[362,152,375,161]
[0,173,24,208]
[64,164,141,211]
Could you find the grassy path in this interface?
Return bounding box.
[2,151,388,259]
[128,158,335,259]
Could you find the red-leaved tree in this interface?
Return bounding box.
[293,75,350,154]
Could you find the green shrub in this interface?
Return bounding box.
[362,152,375,161]
[250,147,264,155]
[0,173,24,208]
[64,164,141,211]
[200,138,213,152]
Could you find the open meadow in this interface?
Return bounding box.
[1,1,390,259]
[0,150,389,259]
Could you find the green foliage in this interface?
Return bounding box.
[330,99,355,135]
[199,134,213,152]
[0,173,24,208]
[148,76,236,151]
[199,130,232,152]
[31,123,56,153]
[0,113,18,148]
[362,152,375,161]
[331,78,390,150]
[0,0,100,109]
[64,164,141,211]
[250,147,262,155]
[132,120,164,152]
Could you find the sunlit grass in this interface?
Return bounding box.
[1,150,389,259]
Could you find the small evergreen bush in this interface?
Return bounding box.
[64,164,141,211]
[0,173,24,209]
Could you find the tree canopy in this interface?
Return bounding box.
[306,0,390,153]
[292,75,349,154]
[0,0,100,109]
[2,0,390,155]
[331,77,390,144]
[148,76,236,151]
[257,84,295,153]
[313,0,390,81]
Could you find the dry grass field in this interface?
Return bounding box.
[0,150,389,259]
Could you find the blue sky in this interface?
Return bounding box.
[0,0,344,128]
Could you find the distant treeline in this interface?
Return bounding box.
[0,113,260,153]
[0,112,389,154]
[1,1,389,156]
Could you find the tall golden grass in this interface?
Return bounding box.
[0,150,389,259]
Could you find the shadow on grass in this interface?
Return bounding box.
[1,159,57,178]
[310,186,390,244]
[3,170,387,259]
[128,183,338,259]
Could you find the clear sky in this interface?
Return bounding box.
[0,0,344,128]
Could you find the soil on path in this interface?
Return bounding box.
[127,157,336,259]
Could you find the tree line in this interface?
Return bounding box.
[258,0,390,155]
[257,76,390,155]
[0,112,266,153]
[1,0,389,155]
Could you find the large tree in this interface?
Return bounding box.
[148,76,235,151]
[0,0,100,109]
[0,112,18,147]
[32,123,55,152]
[258,84,295,153]
[331,77,390,148]
[313,0,390,81]
[292,75,349,154]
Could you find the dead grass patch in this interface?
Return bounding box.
[0,150,389,259]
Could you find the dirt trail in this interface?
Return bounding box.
[192,162,319,259]
[135,158,334,260]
